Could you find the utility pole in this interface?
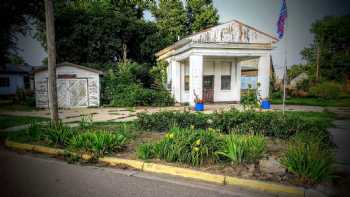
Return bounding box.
[316,45,320,82]
[45,0,59,124]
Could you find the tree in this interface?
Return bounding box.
[45,0,59,124]
[151,0,219,48]
[185,0,219,33]
[35,0,160,67]
[0,0,42,66]
[151,0,187,47]
[301,15,350,82]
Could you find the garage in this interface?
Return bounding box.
[34,62,102,108]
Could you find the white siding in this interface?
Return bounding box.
[34,66,100,108]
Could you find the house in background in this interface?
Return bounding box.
[34,62,102,108]
[0,63,33,96]
[156,20,278,106]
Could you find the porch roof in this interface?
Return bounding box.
[156,19,278,61]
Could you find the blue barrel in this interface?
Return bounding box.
[261,99,271,109]
[195,103,204,111]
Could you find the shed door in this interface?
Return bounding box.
[57,79,88,108]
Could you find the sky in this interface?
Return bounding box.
[16,0,350,77]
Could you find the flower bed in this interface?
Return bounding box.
[6,111,336,186]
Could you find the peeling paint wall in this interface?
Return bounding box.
[34,66,100,108]
[190,21,272,44]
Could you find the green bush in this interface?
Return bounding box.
[309,81,342,99]
[10,122,45,142]
[281,132,335,184]
[216,133,266,164]
[68,131,127,157]
[137,111,209,132]
[136,143,156,160]
[272,91,282,99]
[241,84,260,111]
[137,111,332,140]
[103,61,174,107]
[153,127,222,166]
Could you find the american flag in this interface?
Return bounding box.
[277,0,288,39]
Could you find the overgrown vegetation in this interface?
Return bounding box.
[103,61,174,107]
[281,132,335,184]
[0,115,49,129]
[68,131,127,157]
[137,110,334,139]
[138,127,222,166]
[8,120,136,158]
[217,133,266,164]
[309,81,343,99]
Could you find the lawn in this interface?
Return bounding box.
[0,100,36,111]
[0,115,49,129]
[271,97,350,107]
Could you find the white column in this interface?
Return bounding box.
[257,55,270,99]
[233,60,241,101]
[170,60,181,102]
[189,55,203,106]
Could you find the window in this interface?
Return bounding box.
[221,75,231,90]
[0,77,10,87]
[184,75,189,91]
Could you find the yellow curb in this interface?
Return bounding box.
[32,145,65,155]
[225,176,304,197]
[143,162,225,185]
[99,157,144,170]
[4,140,305,196]
[81,153,94,161]
[5,140,34,151]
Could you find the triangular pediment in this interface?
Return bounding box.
[188,20,278,44]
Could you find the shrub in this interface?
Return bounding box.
[137,111,332,140]
[216,133,266,164]
[137,111,209,132]
[136,143,155,160]
[46,122,76,146]
[272,91,282,99]
[103,61,174,107]
[281,132,335,184]
[241,84,260,111]
[154,127,222,166]
[309,81,342,99]
[69,131,127,157]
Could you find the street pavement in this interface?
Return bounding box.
[0,149,274,197]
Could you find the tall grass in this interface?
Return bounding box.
[69,131,127,157]
[153,127,222,166]
[216,133,266,164]
[281,132,335,184]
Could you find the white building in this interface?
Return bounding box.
[34,62,102,108]
[156,20,277,106]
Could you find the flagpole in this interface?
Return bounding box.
[282,12,288,115]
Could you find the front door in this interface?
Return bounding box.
[203,75,214,103]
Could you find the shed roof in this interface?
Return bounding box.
[33,62,103,74]
[0,63,32,74]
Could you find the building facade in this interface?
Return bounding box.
[156,20,277,106]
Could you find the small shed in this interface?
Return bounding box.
[34,62,102,108]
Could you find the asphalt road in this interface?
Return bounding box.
[0,149,273,197]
